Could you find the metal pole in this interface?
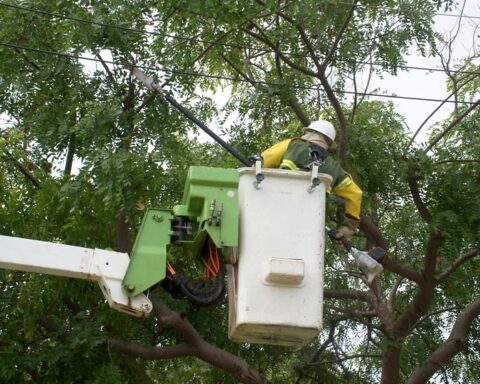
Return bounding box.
[132,68,251,166]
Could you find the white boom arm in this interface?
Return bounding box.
[0,235,152,317]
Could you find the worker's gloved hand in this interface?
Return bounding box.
[334,217,359,242]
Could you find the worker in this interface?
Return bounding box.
[260,119,362,242]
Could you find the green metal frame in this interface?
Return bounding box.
[122,166,239,298]
[122,209,173,297]
[173,166,239,248]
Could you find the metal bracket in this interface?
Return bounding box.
[253,160,264,190]
[208,200,216,225]
[307,163,321,193]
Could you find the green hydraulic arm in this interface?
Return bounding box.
[121,166,239,298]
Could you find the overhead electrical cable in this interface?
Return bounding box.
[1,42,478,106]
[0,1,478,76]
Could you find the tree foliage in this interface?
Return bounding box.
[1,1,479,383]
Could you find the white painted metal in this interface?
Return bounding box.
[264,257,305,285]
[228,168,332,347]
[0,235,152,317]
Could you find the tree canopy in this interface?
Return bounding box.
[0,1,479,383]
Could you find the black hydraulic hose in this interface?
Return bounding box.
[172,265,226,307]
[164,93,251,166]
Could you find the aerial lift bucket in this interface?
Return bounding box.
[227,167,332,347]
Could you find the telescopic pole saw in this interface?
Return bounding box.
[132,67,251,167]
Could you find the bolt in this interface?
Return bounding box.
[152,215,164,222]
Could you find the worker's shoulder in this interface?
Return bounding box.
[288,138,309,149]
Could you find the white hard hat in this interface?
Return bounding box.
[305,120,336,143]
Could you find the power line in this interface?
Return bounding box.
[435,13,480,20]
[1,42,478,106]
[0,2,478,76]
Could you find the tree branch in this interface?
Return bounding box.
[303,353,381,367]
[413,306,463,330]
[317,69,349,164]
[223,54,310,126]
[254,0,323,71]
[407,297,480,384]
[360,215,423,283]
[387,276,403,313]
[435,249,479,284]
[425,98,480,153]
[407,72,477,148]
[294,322,336,384]
[391,233,442,338]
[407,165,432,224]
[3,149,41,188]
[97,53,117,85]
[108,294,268,384]
[241,26,318,77]
[324,288,374,304]
[321,0,358,68]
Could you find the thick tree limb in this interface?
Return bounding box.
[381,342,402,384]
[129,359,156,384]
[384,259,423,284]
[435,249,479,284]
[391,233,442,338]
[407,297,480,384]
[108,295,268,384]
[116,211,132,253]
